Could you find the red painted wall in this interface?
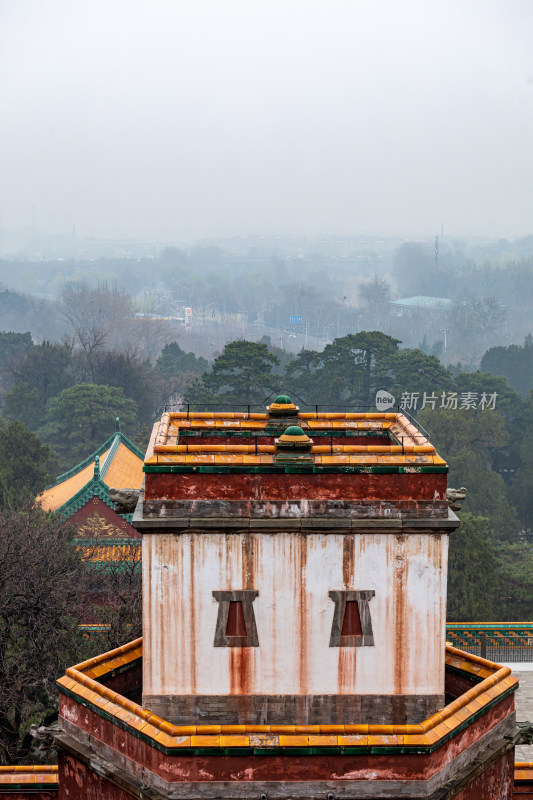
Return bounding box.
[515,785,533,797]
[59,753,133,800]
[145,471,447,502]
[445,669,477,699]
[59,691,514,785]
[454,749,514,799]
[182,435,390,446]
[70,497,140,538]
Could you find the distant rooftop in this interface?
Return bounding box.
[37,420,144,520]
[390,295,453,311]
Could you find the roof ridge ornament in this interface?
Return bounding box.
[268,394,298,415]
[93,455,100,480]
[274,425,314,464]
[266,394,302,432]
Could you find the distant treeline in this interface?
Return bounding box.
[2,235,533,365]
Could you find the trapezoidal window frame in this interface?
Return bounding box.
[328,590,375,647]
[212,590,259,647]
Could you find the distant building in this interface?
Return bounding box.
[390,295,453,316]
[389,296,453,348]
[36,419,144,565]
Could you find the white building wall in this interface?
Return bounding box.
[142,531,448,698]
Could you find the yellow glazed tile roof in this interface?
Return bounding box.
[103,441,144,491]
[38,449,110,512]
[515,762,533,781]
[80,543,141,562]
[57,640,516,751]
[36,431,144,515]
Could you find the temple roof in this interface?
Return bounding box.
[37,421,144,520]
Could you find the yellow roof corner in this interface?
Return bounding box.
[36,432,144,514]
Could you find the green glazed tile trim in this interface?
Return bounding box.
[447,622,533,630]
[51,434,119,485]
[3,782,59,790]
[444,665,483,684]
[99,435,121,481]
[45,429,143,524]
[144,464,448,475]
[58,477,133,523]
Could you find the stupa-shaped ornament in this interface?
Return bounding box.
[265,394,301,431]
[274,425,314,464]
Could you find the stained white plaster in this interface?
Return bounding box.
[143,532,447,697]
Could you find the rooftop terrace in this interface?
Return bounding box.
[145,398,447,473]
[137,399,451,526]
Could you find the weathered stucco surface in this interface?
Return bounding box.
[142,531,447,699]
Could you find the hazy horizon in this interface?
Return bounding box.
[1,0,533,242]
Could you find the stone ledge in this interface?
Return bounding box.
[133,510,460,534]
[188,518,247,529]
[249,518,302,529]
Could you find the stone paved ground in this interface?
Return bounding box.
[513,671,533,762]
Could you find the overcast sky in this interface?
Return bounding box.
[1,0,532,241]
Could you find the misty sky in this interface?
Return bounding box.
[1,0,532,241]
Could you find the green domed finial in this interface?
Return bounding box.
[275,424,313,463]
[278,425,311,445]
[267,394,299,423]
[283,425,305,437]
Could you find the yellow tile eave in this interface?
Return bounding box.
[58,640,515,752]
[36,436,144,513]
[36,450,110,512]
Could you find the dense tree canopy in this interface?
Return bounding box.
[0,507,84,763]
[156,342,208,377]
[509,391,533,537]
[283,332,401,407]
[184,341,279,407]
[386,348,450,397]
[89,350,155,425]
[447,515,498,621]
[39,383,139,470]
[0,332,32,378]
[480,336,533,397]
[0,420,53,507]
[3,341,74,429]
[418,407,520,541]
